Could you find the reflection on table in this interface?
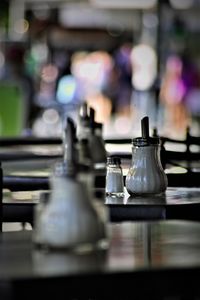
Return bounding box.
[0,220,200,299]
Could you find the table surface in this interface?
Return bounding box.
[1,220,200,298]
[4,187,200,205]
[3,187,200,223]
[106,187,200,205]
[105,187,200,222]
[105,187,200,221]
[0,220,200,277]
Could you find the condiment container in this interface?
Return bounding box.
[125,116,168,195]
[106,156,124,197]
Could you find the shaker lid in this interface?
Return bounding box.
[132,136,160,147]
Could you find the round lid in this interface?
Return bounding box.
[132,136,160,147]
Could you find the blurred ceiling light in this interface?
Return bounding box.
[31,44,48,63]
[14,19,29,34]
[90,0,157,9]
[43,108,59,125]
[71,51,113,93]
[41,64,58,83]
[131,44,157,91]
[56,75,77,104]
[169,0,194,9]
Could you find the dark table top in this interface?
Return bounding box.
[4,187,200,205]
[1,220,200,299]
[105,187,200,221]
[3,187,200,224]
[106,187,200,205]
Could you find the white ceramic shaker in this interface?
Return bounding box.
[33,118,106,250]
[125,116,168,195]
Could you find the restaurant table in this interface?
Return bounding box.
[106,187,200,222]
[2,187,200,227]
[0,220,200,299]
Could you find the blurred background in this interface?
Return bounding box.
[0,0,200,139]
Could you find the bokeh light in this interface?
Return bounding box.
[131,44,157,91]
[14,19,29,34]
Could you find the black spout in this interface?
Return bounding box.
[141,116,149,140]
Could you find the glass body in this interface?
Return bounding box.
[106,163,124,197]
[125,144,168,195]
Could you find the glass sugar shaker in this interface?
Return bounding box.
[106,156,124,197]
[125,116,168,196]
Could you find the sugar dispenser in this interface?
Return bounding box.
[125,116,168,195]
[33,118,106,250]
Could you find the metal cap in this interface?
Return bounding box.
[132,137,160,147]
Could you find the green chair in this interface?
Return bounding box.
[0,82,24,136]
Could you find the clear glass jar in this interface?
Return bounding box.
[106,156,124,197]
[125,137,168,196]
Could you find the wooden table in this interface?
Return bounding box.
[0,220,200,299]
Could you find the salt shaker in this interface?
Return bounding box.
[125,116,168,195]
[106,156,124,197]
